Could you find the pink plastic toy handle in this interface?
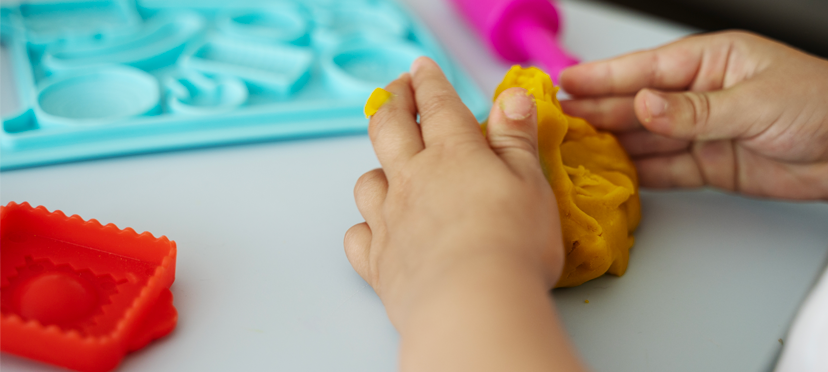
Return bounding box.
[515,19,579,82]
[450,0,579,83]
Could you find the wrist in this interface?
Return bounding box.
[393,250,589,372]
[393,251,549,334]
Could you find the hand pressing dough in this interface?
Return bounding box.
[362,66,641,288]
[493,66,641,288]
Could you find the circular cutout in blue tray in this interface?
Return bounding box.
[323,41,426,96]
[217,4,309,45]
[36,66,160,127]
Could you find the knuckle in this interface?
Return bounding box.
[440,134,483,153]
[367,109,394,142]
[489,132,538,155]
[343,223,364,250]
[721,30,757,42]
[716,30,765,52]
[417,91,461,120]
[354,168,386,198]
[648,52,662,87]
[687,92,712,134]
[596,99,613,122]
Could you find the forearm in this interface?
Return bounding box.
[397,253,590,372]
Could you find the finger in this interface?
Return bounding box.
[409,57,485,148]
[633,85,772,141]
[634,153,704,188]
[344,222,374,285]
[368,73,424,178]
[560,33,736,97]
[560,96,642,132]
[354,168,388,227]
[616,130,691,157]
[691,140,737,191]
[486,87,544,181]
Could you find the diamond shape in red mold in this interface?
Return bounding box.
[1,202,178,372]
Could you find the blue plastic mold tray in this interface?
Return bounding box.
[0,0,490,170]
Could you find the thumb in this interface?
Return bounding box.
[634,87,765,141]
[487,87,543,179]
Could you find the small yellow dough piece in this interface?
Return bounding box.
[364,87,393,118]
[493,66,642,288]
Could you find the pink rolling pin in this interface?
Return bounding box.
[450,0,579,82]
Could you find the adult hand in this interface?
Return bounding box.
[560,31,828,200]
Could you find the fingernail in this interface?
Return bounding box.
[642,89,667,122]
[499,89,535,120]
[410,56,429,76]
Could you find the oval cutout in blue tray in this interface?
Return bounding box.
[36,66,161,127]
[217,4,310,46]
[323,41,427,96]
[0,0,489,170]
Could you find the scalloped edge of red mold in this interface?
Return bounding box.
[0,201,178,372]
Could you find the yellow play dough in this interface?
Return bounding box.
[364,87,393,118]
[493,66,642,288]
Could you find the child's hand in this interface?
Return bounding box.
[560,31,828,200]
[345,58,587,371]
[346,57,560,328]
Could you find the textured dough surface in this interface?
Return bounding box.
[493,66,642,288]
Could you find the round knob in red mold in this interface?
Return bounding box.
[14,272,100,326]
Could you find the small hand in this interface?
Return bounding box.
[560,31,828,200]
[346,57,561,328]
[345,58,587,372]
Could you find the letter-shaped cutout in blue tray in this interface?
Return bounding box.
[0,0,490,170]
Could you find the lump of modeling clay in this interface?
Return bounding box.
[493,66,641,288]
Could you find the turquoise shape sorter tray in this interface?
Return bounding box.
[0,0,489,170]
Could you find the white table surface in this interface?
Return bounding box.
[3,1,828,371]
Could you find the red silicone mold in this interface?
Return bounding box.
[0,202,178,372]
